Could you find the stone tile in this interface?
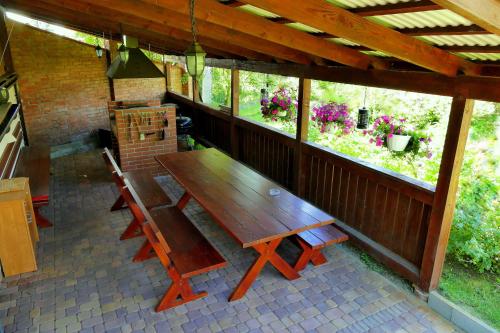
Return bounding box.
[0,150,462,333]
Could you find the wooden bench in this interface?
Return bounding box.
[291,225,348,271]
[102,147,172,212]
[14,145,52,228]
[119,178,227,311]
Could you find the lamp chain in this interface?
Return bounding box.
[190,0,198,43]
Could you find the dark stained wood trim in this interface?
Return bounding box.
[205,59,500,102]
[293,78,311,195]
[230,68,240,158]
[397,24,488,36]
[419,96,474,291]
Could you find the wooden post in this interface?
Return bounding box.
[419,96,474,292]
[230,68,240,158]
[104,39,115,101]
[193,78,200,103]
[0,7,14,74]
[293,78,311,195]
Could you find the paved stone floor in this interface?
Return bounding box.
[0,150,462,333]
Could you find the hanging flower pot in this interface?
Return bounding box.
[387,134,411,151]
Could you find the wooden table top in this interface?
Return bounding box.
[155,148,334,248]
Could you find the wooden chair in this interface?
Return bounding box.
[291,225,348,271]
[102,147,171,211]
[120,179,227,311]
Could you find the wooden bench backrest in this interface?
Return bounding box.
[102,147,122,177]
[121,178,172,255]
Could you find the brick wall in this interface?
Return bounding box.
[9,22,168,146]
[9,21,110,146]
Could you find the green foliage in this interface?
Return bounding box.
[224,71,500,274]
[439,259,500,329]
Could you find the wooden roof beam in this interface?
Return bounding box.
[4,1,247,59]
[150,0,388,70]
[19,0,289,63]
[71,0,315,65]
[431,0,500,35]
[239,0,481,76]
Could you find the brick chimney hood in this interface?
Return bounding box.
[106,36,164,79]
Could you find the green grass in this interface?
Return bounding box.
[439,259,500,329]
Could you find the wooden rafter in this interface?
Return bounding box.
[4,1,240,59]
[69,0,314,65]
[7,0,294,63]
[238,0,481,76]
[149,0,387,70]
[431,0,500,35]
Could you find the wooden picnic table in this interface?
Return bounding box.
[155,148,334,301]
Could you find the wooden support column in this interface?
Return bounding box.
[0,7,14,74]
[293,78,311,195]
[419,96,474,292]
[230,68,240,158]
[193,78,200,103]
[104,39,115,101]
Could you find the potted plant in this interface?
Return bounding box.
[311,102,355,135]
[260,87,297,122]
[365,115,432,158]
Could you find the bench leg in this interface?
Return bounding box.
[229,238,300,302]
[311,251,328,266]
[34,205,52,228]
[156,276,207,312]
[176,192,191,210]
[133,241,156,262]
[293,239,328,271]
[110,194,127,211]
[120,218,144,240]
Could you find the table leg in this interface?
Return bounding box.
[34,205,52,228]
[229,238,300,302]
[176,192,191,209]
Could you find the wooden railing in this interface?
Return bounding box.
[300,142,435,282]
[234,117,296,189]
[166,91,438,287]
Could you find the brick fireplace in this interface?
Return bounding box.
[109,100,177,171]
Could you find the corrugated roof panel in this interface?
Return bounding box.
[329,38,361,46]
[284,23,323,33]
[237,4,278,18]
[455,53,500,61]
[362,50,391,57]
[419,35,500,46]
[367,10,472,28]
[327,0,411,9]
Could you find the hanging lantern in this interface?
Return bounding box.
[260,88,268,101]
[357,107,369,129]
[95,45,103,58]
[185,0,206,78]
[118,44,129,63]
[185,41,206,77]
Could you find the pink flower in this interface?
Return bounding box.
[388,133,393,138]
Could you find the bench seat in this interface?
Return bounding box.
[149,207,226,278]
[292,225,348,271]
[123,171,172,209]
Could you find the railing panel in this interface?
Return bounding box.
[301,142,435,282]
[235,118,295,189]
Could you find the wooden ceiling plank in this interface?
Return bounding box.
[430,0,500,35]
[149,0,387,70]
[396,24,488,36]
[238,0,481,76]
